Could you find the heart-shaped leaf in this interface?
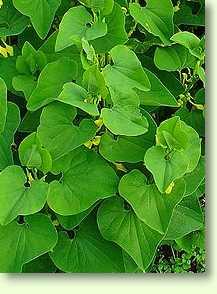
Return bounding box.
[119,169,186,234]
[97,197,163,271]
[47,147,118,215]
[37,102,97,167]
[0,165,49,225]
[0,213,57,272]
[50,214,124,272]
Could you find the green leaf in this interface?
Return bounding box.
[27,58,78,111]
[154,44,197,71]
[19,109,42,133]
[137,68,179,107]
[0,0,29,37]
[119,169,185,234]
[102,88,149,136]
[13,0,61,39]
[79,0,114,16]
[165,194,204,240]
[0,213,57,272]
[91,3,128,53]
[0,77,7,133]
[22,253,56,273]
[47,147,118,215]
[19,132,52,173]
[58,82,99,116]
[50,214,124,273]
[129,0,174,45]
[0,57,18,92]
[175,106,205,137]
[144,116,201,192]
[0,102,20,170]
[97,197,163,271]
[144,146,189,193]
[99,110,156,163]
[56,205,95,230]
[156,116,201,173]
[37,102,97,166]
[103,45,150,93]
[0,165,49,225]
[184,157,205,197]
[55,6,107,52]
[171,31,203,59]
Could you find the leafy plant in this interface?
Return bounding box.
[0,0,205,273]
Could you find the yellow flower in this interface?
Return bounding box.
[0,0,3,9]
[165,181,175,194]
[84,136,101,149]
[0,41,14,58]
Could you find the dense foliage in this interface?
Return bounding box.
[0,0,205,273]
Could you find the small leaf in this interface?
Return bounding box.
[0,213,57,272]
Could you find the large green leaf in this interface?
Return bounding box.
[119,169,185,234]
[13,0,61,39]
[0,0,29,37]
[37,102,97,166]
[154,44,197,71]
[103,45,150,93]
[165,193,204,240]
[102,88,149,136]
[27,58,78,111]
[50,214,124,272]
[0,78,7,133]
[0,165,49,225]
[47,147,118,215]
[129,0,174,45]
[22,253,56,273]
[99,110,156,163]
[97,197,163,271]
[19,132,52,173]
[55,6,107,52]
[0,213,57,272]
[137,68,178,107]
[91,3,128,53]
[0,102,20,170]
